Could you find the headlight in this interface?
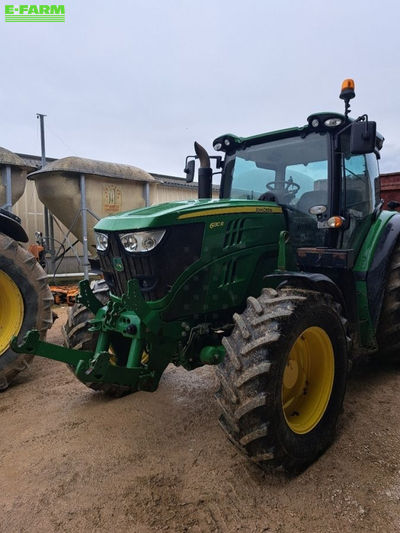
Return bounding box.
[324,118,342,127]
[120,229,166,253]
[95,232,109,251]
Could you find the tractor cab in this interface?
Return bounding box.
[213,82,382,256]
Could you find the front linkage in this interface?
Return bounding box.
[12,279,225,392]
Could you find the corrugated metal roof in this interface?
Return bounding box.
[17,153,56,169]
[152,173,219,191]
[152,173,197,189]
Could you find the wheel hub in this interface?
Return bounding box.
[281,326,334,434]
[283,358,299,389]
[0,270,24,356]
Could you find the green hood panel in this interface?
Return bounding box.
[94,199,283,232]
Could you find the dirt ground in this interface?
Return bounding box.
[1,306,400,533]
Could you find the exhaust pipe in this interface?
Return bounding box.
[194,142,212,199]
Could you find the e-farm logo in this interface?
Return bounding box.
[4,4,65,22]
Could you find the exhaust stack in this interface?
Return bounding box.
[194,142,212,199]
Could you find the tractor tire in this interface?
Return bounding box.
[62,280,132,397]
[216,287,349,473]
[0,234,53,390]
[377,242,400,358]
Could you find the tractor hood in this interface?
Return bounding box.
[94,199,283,232]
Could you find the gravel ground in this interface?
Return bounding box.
[1,306,400,533]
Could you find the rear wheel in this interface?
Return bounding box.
[62,280,133,397]
[0,234,53,390]
[377,242,400,358]
[216,287,348,473]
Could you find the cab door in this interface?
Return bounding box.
[339,149,380,256]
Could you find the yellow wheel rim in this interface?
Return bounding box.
[0,270,24,356]
[281,326,334,434]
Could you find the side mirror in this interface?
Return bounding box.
[350,120,376,154]
[184,159,195,183]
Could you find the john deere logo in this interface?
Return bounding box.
[5,4,65,22]
[112,257,124,272]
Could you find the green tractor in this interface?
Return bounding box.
[13,80,399,472]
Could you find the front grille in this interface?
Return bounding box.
[98,223,204,301]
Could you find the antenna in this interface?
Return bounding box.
[36,113,55,273]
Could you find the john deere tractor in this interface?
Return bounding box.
[13,80,399,471]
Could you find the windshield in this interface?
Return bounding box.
[222,133,330,214]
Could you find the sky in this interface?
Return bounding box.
[1,0,399,176]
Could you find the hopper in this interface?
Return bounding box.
[0,147,34,209]
[28,156,160,255]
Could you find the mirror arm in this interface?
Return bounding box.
[184,155,224,183]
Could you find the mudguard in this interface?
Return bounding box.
[265,271,346,311]
[0,208,28,242]
[365,213,400,327]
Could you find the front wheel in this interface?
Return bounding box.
[216,288,349,473]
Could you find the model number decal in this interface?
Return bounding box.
[210,221,225,229]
